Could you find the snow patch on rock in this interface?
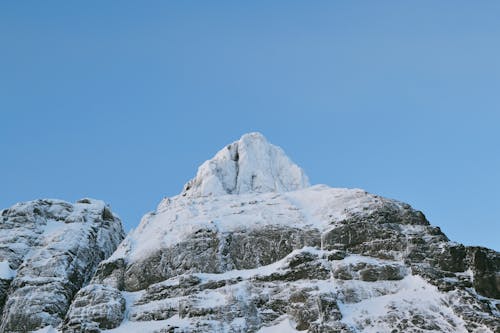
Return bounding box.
[0,261,16,280]
[338,275,469,332]
[256,317,300,333]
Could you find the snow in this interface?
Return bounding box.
[284,185,385,224]
[107,308,300,333]
[256,317,300,333]
[109,185,389,263]
[0,260,16,280]
[334,254,396,266]
[338,275,469,332]
[101,315,191,332]
[43,220,67,234]
[32,326,58,333]
[181,132,310,197]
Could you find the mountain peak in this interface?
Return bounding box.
[181,132,310,197]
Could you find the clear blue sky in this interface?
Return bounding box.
[1,1,498,251]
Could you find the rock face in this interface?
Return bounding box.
[63,133,499,333]
[0,198,124,332]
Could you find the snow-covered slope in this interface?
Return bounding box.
[62,133,499,333]
[0,199,124,332]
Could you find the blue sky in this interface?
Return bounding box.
[1,1,498,251]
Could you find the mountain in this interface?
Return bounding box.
[1,133,498,332]
[0,199,124,332]
[63,133,499,333]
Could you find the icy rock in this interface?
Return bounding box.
[181,132,309,197]
[0,199,124,332]
[64,284,125,332]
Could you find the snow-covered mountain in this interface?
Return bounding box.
[1,133,498,332]
[63,133,499,333]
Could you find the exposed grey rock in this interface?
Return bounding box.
[0,199,124,332]
[64,284,125,332]
[0,280,9,317]
[105,226,321,292]
[465,247,500,299]
[333,262,407,282]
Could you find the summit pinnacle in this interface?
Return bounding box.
[181,132,310,197]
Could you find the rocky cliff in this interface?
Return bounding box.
[62,133,499,333]
[0,199,124,332]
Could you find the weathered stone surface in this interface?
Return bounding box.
[0,279,10,319]
[465,247,500,299]
[95,226,321,292]
[437,243,467,272]
[64,284,125,332]
[223,227,321,270]
[0,199,124,332]
[332,261,407,282]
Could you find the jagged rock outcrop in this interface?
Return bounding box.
[0,198,124,332]
[62,133,499,333]
[64,284,126,332]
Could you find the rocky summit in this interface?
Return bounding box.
[1,133,499,333]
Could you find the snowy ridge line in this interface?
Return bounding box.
[107,185,390,264]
